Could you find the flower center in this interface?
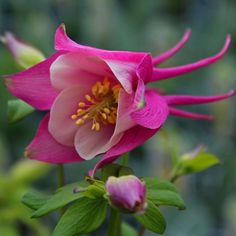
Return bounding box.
[71,77,121,131]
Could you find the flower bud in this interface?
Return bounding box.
[0,32,45,69]
[105,175,147,214]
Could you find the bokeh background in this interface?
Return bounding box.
[0,0,236,235]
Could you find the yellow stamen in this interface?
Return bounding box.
[71,114,78,120]
[103,108,111,114]
[101,113,107,120]
[76,119,85,126]
[71,77,121,131]
[95,122,100,131]
[78,102,86,107]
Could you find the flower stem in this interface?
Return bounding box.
[57,164,65,217]
[121,152,129,166]
[107,208,121,236]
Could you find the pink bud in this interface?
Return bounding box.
[0,32,45,69]
[106,175,147,214]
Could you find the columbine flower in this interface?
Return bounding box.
[106,175,147,214]
[4,25,235,169]
[0,32,45,69]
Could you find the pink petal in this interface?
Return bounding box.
[112,89,137,137]
[74,122,123,160]
[48,85,91,146]
[50,52,113,91]
[152,29,191,65]
[164,90,236,105]
[92,125,159,175]
[169,107,213,120]
[151,35,231,81]
[5,52,63,110]
[25,113,82,163]
[131,89,169,129]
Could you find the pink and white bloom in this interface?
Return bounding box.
[106,175,147,214]
[5,25,235,171]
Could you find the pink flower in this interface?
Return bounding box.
[106,175,147,214]
[5,25,235,170]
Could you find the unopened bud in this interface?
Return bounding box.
[0,32,45,69]
[106,175,147,214]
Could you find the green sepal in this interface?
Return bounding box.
[52,197,107,236]
[134,201,166,234]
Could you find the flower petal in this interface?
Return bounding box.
[152,29,191,65]
[5,52,63,110]
[74,122,123,160]
[92,125,158,174]
[169,107,213,120]
[50,52,113,91]
[151,35,231,81]
[131,89,169,129]
[48,85,91,146]
[164,90,236,105]
[25,113,82,163]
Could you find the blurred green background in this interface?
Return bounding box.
[0,0,236,235]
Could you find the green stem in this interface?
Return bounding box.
[57,164,65,217]
[107,208,121,236]
[121,152,129,166]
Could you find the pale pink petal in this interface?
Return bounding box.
[152,29,191,65]
[111,89,136,139]
[5,52,63,110]
[131,89,169,129]
[103,54,153,93]
[151,35,231,81]
[103,59,136,93]
[169,107,213,120]
[74,122,123,160]
[25,113,82,163]
[48,85,91,146]
[164,90,236,105]
[92,125,159,175]
[50,52,113,91]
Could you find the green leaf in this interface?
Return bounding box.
[52,197,107,236]
[121,222,137,236]
[7,99,35,123]
[143,177,185,210]
[171,146,221,181]
[134,201,166,234]
[31,181,88,218]
[22,190,50,210]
